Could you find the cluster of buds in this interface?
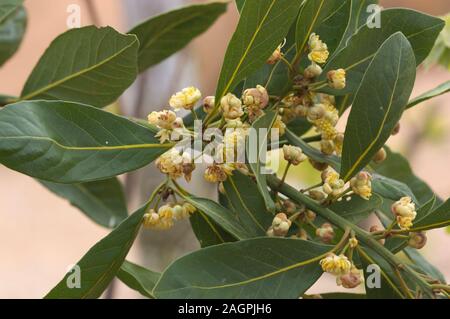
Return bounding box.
[148,110,184,143]
[350,171,373,200]
[283,145,307,165]
[316,223,335,243]
[169,86,202,111]
[321,168,346,197]
[267,213,292,237]
[156,149,196,181]
[143,202,197,231]
[391,196,417,230]
[308,33,329,64]
[320,253,363,289]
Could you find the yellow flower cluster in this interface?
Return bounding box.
[156,149,195,182]
[143,202,196,231]
[321,168,345,197]
[320,253,364,289]
[391,196,417,230]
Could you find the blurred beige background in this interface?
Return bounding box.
[0,0,449,298]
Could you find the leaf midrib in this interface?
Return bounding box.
[20,35,138,101]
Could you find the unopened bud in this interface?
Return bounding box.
[282,200,297,214]
[271,213,292,237]
[320,139,335,155]
[242,85,269,110]
[337,268,363,289]
[304,63,323,78]
[283,145,307,165]
[316,223,335,243]
[309,158,329,171]
[203,96,215,114]
[307,104,326,122]
[308,190,326,201]
[408,232,427,249]
[373,148,387,164]
[327,69,346,90]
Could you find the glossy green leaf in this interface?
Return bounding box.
[117,260,160,298]
[412,199,450,232]
[341,32,416,181]
[21,26,138,108]
[329,193,383,224]
[372,174,418,204]
[373,147,436,205]
[0,101,172,183]
[0,0,26,66]
[129,2,227,72]
[223,171,273,236]
[247,111,278,213]
[235,0,245,12]
[285,128,340,170]
[215,0,303,103]
[45,204,148,299]
[154,238,330,299]
[190,212,236,248]
[319,9,444,95]
[181,195,250,240]
[337,0,378,51]
[39,178,128,228]
[407,80,450,110]
[296,0,351,55]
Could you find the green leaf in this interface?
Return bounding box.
[223,171,273,236]
[0,100,172,183]
[21,26,138,108]
[0,1,26,66]
[296,0,351,55]
[129,2,227,72]
[235,0,245,12]
[412,199,450,232]
[407,80,450,110]
[286,117,312,137]
[190,212,236,248]
[337,0,379,51]
[117,260,160,298]
[371,174,418,204]
[285,128,340,170]
[39,178,128,228]
[373,147,436,205]
[340,32,416,181]
[329,193,383,224]
[153,238,331,299]
[215,0,303,103]
[45,203,148,299]
[247,111,278,213]
[319,9,444,95]
[404,248,446,284]
[180,195,250,240]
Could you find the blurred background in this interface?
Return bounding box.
[0,0,449,298]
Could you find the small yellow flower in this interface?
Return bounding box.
[392,197,417,219]
[148,110,177,130]
[283,145,307,166]
[143,210,160,229]
[327,69,346,90]
[272,115,286,136]
[320,253,352,275]
[242,85,269,110]
[308,33,329,64]
[156,149,194,181]
[397,216,414,231]
[350,172,373,200]
[221,93,244,120]
[169,86,202,110]
[309,50,329,64]
[321,168,345,197]
[204,164,234,183]
[349,238,359,248]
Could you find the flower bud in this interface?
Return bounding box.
[307,104,326,122]
[283,145,307,165]
[370,225,386,245]
[242,85,269,110]
[408,232,427,249]
[337,268,363,289]
[320,139,335,155]
[316,223,335,243]
[309,158,329,171]
[267,44,283,64]
[349,238,359,248]
[327,69,346,90]
[308,190,326,201]
[203,96,215,114]
[373,148,387,164]
[271,213,292,237]
[220,93,244,120]
[302,210,317,223]
[392,122,401,135]
[282,200,297,214]
[169,87,202,110]
[304,63,323,78]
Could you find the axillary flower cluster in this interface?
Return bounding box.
[142,32,422,289]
